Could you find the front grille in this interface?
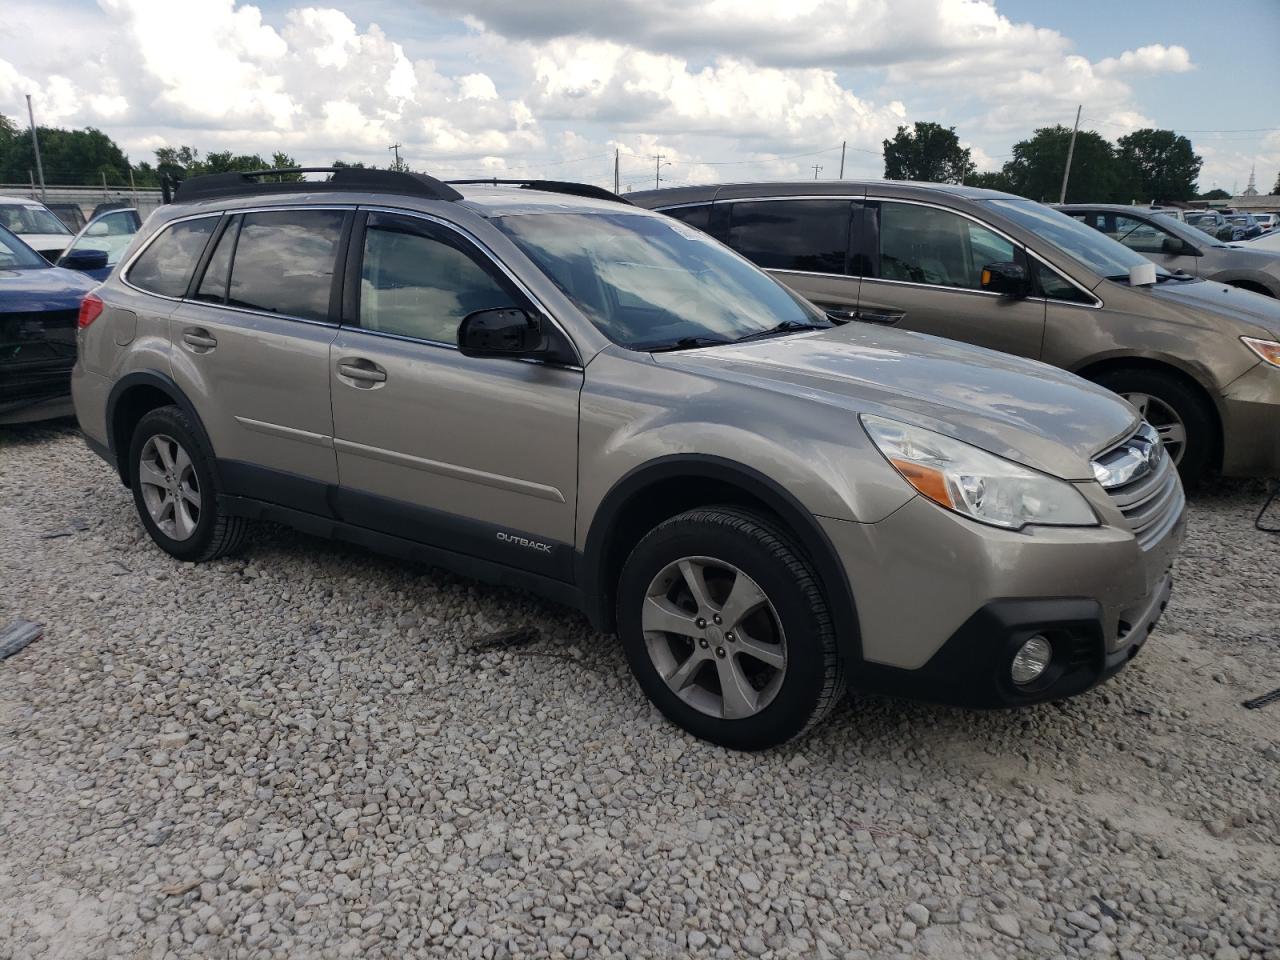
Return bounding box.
[1104,443,1183,550]
[0,309,79,404]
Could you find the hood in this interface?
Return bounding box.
[14,233,70,254]
[1143,277,1280,339]
[0,266,97,312]
[653,324,1138,481]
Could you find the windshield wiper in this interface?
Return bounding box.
[648,335,730,353]
[732,319,829,344]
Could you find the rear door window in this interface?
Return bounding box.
[225,210,345,322]
[877,202,1015,290]
[727,199,852,274]
[126,218,219,298]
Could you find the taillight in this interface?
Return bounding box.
[78,293,104,329]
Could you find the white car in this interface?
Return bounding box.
[0,196,74,261]
[1253,213,1277,233]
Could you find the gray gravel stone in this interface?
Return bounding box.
[1,424,1277,960]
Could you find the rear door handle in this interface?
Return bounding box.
[856,310,905,326]
[181,328,217,351]
[337,358,387,387]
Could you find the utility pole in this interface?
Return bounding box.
[1059,104,1082,204]
[812,164,823,180]
[129,167,138,207]
[26,94,46,201]
[388,142,403,170]
[839,141,846,179]
[614,148,619,195]
[651,154,668,189]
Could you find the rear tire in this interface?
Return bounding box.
[617,506,845,750]
[1091,368,1216,486]
[128,405,249,562]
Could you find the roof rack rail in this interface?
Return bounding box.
[448,179,632,205]
[171,167,463,204]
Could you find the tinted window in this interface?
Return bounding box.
[127,218,218,298]
[728,200,850,274]
[1032,260,1093,304]
[878,202,1014,290]
[194,216,238,304]
[1103,214,1168,255]
[664,204,711,232]
[226,210,344,322]
[359,214,515,344]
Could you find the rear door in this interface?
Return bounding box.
[328,210,581,579]
[855,199,1046,359]
[169,208,347,508]
[721,198,861,321]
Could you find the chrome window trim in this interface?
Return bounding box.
[770,267,855,281]
[333,324,585,373]
[357,204,584,367]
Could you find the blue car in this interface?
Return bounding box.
[1,224,97,424]
[56,207,141,281]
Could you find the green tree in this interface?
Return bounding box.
[1199,188,1231,201]
[0,125,132,186]
[1272,170,1280,195]
[967,170,1017,194]
[882,121,975,184]
[1115,128,1202,202]
[1000,125,1122,203]
[152,145,302,181]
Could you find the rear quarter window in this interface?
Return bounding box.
[126,218,219,298]
[727,199,852,274]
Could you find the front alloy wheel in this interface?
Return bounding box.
[618,506,845,750]
[642,557,787,720]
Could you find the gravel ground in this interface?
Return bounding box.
[1,420,1277,960]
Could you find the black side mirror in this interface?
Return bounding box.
[58,248,110,272]
[980,261,1028,298]
[1161,235,1191,256]
[458,307,547,358]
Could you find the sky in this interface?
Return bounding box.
[1,0,1277,194]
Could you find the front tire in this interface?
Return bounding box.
[128,405,249,562]
[617,506,845,750]
[1091,368,1216,485]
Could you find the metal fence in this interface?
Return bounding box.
[0,183,165,220]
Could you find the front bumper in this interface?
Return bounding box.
[1220,361,1280,478]
[821,487,1184,708]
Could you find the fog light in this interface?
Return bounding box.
[1011,635,1052,685]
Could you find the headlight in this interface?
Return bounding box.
[1242,336,1280,368]
[861,415,1098,530]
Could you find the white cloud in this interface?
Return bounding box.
[1096,44,1193,76]
[0,0,1226,191]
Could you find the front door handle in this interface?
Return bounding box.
[182,328,217,351]
[337,358,387,388]
[856,310,905,326]
[823,307,860,324]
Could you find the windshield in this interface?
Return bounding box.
[495,211,825,350]
[0,203,72,236]
[988,199,1170,280]
[0,224,51,268]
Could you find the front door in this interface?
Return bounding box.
[169,208,347,507]
[329,211,582,580]
[1096,211,1201,277]
[855,199,1047,359]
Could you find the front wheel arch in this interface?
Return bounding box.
[579,455,863,663]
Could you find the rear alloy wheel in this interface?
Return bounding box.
[618,506,845,750]
[137,434,202,541]
[129,405,250,562]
